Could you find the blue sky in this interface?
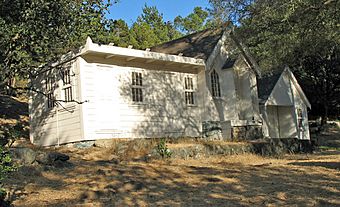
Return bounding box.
[107,0,210,26]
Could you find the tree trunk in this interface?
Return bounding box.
[5,77,16,96]
[321,104,328,126]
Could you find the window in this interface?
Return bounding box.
[64,86,73,102]
[184,76,195,105]
[62,69,73,102]
[46,77,55,108]
[63,69,71,84]
[297,108,304,129]
[211,70,221,98]
[131,72,143,102]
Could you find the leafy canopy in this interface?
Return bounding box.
[209,0,340,118]
[174,7,210,34]
[0,0,113,87]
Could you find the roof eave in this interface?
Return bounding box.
[284,67,312,109]
[81,37,206,67]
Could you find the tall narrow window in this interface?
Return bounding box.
[211,70,221,98]
[131,72,143,102]
[63,69,71,84]
[184,76,195,105]
[46,77,55,108]
[62,69,73,102]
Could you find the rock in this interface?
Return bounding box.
[73,141,94,149]
[18,166,42,177]
[10,147,37,165]
[53,160,73,168]
[94,139,116,148]
[36,151,70,167]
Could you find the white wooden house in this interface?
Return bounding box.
[29,27,263,146]
[258,67,311,140]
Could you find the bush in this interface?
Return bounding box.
[156,139,172,158]
[0,123,24,147]
[0,146,16,204]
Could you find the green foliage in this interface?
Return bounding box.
[0,146,16,202]
[209,0,340,118]
[129,5,182,49]
[0,0,114,89]
[174,7,210,34]
[105,19,131,47]
[0,147,15,179]
[0,123,25,147]
[156,139,172,158]
[208,0,255,24]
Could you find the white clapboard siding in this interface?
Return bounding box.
[30,60,83,146]
[79,59,202,139]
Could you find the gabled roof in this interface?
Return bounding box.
[257,67,311,108]
[150,28,224,60]
[150,27,262,77]
[257,69,284,103]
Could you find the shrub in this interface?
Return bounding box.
[156,139,172,158]
[0,123,24,147]
[0,146,16,204]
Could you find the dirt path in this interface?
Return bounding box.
[5,149,340,207]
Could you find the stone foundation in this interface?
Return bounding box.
[231,125,263,141]
[63,136,315,160]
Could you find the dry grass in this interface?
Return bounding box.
[2,95,339,206]
[5,149,340,207]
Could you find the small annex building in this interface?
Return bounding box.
[257,67,311,140]
[29,26,264,146]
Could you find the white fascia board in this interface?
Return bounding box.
[285,67,312,109]
[81,37,205,67]
[205,29,230,71]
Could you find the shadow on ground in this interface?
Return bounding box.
[289,161,340,170]
[6,150,340,207]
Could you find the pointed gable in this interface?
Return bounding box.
[257,71,283,103]
[257,67,311,108]
[266,72,294,106]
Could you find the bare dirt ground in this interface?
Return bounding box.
[5,147,340,207]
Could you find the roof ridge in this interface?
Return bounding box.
[150,26,223,50]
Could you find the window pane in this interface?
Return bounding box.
[63,69,71,84]
[139,73,143,86]
[139,88,143,102]
[211,70,221,97]
[132,72,143,103]
[47,93,54,108]
[64,86,72,102]
[132,87,143,102]
[132,72,143,86]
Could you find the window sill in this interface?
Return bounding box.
[212,97,223,100]
[186,104,198,108]
[129,102,148,106]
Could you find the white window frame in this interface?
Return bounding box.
[62,68,73,103]
[211,70,221,98]
[131,71,144,103]
[45,76,55,109]
[184,75,196,106]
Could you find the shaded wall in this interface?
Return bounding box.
[29,60,83,146]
